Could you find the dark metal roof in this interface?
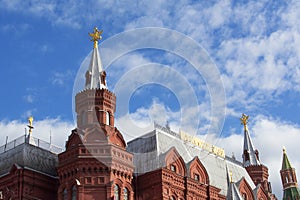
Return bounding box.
[0,135,60,177]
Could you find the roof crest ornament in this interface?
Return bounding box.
[240,113,249,132]
[27,116,34,135]
[89,27,103,49]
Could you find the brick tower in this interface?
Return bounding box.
[57,27,134,200]
[280,147,300,200]
[240,114,276,199]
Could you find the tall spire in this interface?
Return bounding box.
[85,27,107,90]
[240,114,260,167]
[282,147,292,170]
[280,147,300,200]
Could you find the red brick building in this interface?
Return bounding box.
[0,27,281,200]
[0,135,60,199]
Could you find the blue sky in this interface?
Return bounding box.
[1,0,300,198]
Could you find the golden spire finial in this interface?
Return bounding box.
[240,113,249,131]
[27,116,34,135]
[283,146,286,153]
[88,27,103,49]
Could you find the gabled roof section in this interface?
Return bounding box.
[162,147,187,176]
[282,147,292,170]
[236,177,255,200]
[187,156,209,184]
[127,125,256,196]
[227,182,244,200]
[253,184,268,200]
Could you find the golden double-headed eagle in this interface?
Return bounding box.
[240,113,249,126]
[240,113,249,131]
[89,27,103,48]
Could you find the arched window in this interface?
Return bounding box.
[242,193,247,200]
[63,188,67,200]
[170,196,176,200]
[124,187,129,200]
[71,185,77,200]
[114,184,120,200]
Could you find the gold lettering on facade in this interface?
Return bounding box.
[179,130,225,158]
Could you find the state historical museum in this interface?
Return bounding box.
[0,27,299,200]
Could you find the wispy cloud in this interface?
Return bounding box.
[1,0,299,198]
[50,70,74,87]
[23,88,38,104]
[23,94,34,103]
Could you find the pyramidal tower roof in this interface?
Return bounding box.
[282,147,292,170]
[240,114,260,167]
[226,167,244,200]
[85,27,107,90]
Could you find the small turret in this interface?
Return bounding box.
[280,147,300,200]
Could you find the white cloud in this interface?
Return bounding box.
[116,98,180,141]
[2,1,300,198]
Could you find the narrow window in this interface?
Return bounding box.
[81,111,87,125]
[194,174,200,181]
[124,187,129,200]
[170,165,176,172]
[63,188,67,200]
[242,193,247,200]
[71,185,77,200]
[106,111,110,125]
[114,184,120,200]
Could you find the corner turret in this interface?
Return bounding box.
[280,147,300,200]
